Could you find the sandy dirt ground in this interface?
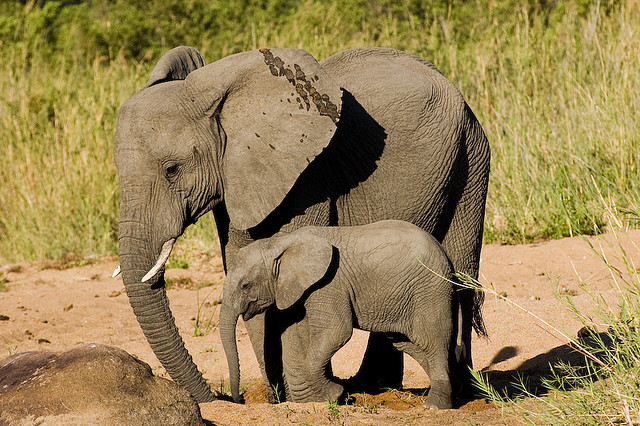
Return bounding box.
[2,230,640,425]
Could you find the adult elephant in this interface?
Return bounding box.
[113,46,490,403]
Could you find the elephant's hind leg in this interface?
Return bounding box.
[440,112,490,396]
[393,340,452,410]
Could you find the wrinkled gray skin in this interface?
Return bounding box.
[220,220,462,409]
[113,46,490,403]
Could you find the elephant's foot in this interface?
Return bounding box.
[424,381,452,410]
[424,391,452,410]
[321,380,344,402]
[287,380,343,403]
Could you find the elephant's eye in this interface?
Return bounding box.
[240,281,250,290]
[164,163,179,179]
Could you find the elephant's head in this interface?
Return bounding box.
[219,231,334,402]
[112,46,342,402]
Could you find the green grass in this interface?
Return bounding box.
[0,48,144,261]
[326,400,341,419]
[166,258,189,270]
[1,0,639,262]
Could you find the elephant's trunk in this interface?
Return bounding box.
[219,303,241,402]
[118,225,215,403]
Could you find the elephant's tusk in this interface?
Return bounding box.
[112,265,121,278]
[141,238,176,283]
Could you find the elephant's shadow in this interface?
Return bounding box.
[339,330,616,408]
[476,330,615,401]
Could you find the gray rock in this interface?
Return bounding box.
[0,344,205,425]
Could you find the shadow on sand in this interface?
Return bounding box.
[467,329,614,401]
[339,329,616,409]
[476,330,615,401]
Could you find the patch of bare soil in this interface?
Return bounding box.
[2,230,640,425]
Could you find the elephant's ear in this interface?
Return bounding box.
[145,46,205,88]
[272,231,334,310]
[185,48,343,230]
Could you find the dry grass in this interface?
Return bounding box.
[1,0,639,261]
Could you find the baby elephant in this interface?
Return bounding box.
[220,220,463,409]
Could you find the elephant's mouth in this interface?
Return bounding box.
[242,302,271,322]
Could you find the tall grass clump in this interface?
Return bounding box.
[467,2,640,244]
[462,229,640,424]
[1,0,639,261]
[0,44,140,261]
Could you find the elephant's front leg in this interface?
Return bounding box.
[303,326,352,402]
[291,297,353,402]
[278,310,317,402]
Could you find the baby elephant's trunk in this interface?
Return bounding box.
[219,304,242,402]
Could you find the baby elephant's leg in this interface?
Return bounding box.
[394,340,452,410]
[305,312,353,401]
[307,355,344,401]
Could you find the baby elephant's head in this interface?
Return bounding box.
[223,230,335,320]
[223,242,276,322]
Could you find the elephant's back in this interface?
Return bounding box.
[308,220,455,328]
[320,48,469,230]
[320,47,467,135]
[315,220,450,269]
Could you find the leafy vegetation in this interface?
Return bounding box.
[0,0,638,262]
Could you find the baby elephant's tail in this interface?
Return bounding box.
[454,298,465,363]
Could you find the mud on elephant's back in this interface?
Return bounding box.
[0,343,205,426]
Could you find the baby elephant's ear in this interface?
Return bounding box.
[274,232,334,311]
